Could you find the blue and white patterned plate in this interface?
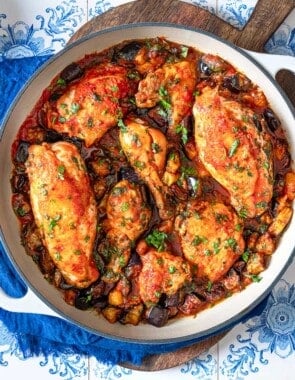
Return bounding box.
[0,1,294,379]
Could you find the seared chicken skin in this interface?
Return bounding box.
[138,249,191,305]
[46,63,136,147]
[25,141,99,288]
[135,60,196,136]
[175,201,244,282]
[119,117,171,220]
[193,87,273,218]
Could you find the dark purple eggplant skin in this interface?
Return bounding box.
[147,306,169,327]
[115,41,143,61]
[263,108,280,133]
[198,59,212,76]
[60,62,84,83]
[15,141,30,163]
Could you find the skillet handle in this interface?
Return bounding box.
[0,286,62,318]
[245,50,295,78]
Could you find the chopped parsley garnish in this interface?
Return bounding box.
[112,186,126,196]
[121,202,130,212]
[192,235,208,246]
[134,160,145,170]
[57,78,66,86]
[207,281,213,292]
[215,212,228,223]
[213,239,221,254]
[16,207,26,217]
[228,139,240,158]
[127,71,140,80]
[57,165,65,179]
[225,237,238,251]
[248,274,263,283]
[48,215,62,232]
[256,201,268,209]
[154,290,162,298]
[118,118,127,133]
[180,165,196,179]
[238,207,248,219]
[119,255,126,268]
[180,45,189,58]
[151,142,162,153]
[168,265,177,274]
[110,85,119,92]
[158,86,171,111]
[71,102,80,114]
[145,230,168,252]
[55,252,62,261]
[242,250,250,262]
[176,124,188,144]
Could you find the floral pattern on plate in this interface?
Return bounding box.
[0,0,85,61]
[264,7,295,56]
[220,278,295,379]
[265,22,295,56]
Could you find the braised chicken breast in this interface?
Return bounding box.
[46,63,136,147]
[175,201,245,282]
[138,249,191,304]
[193,86,273,218]
[101,179,152,279]
[135,60,196,137]
[25,141,99,288]
[104,179,152,242]
[119,117,171,219]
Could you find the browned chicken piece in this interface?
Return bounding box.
[135,60,196,136]
[104,179,152,242]
[119,117,172,220]
[45,63,136,147]
[175,201,245,283]
[138,249,191,305]
[193,86,273,218]
[102,180,152,280]
[25,141,99,288]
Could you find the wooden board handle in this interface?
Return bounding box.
[70,0,294,51]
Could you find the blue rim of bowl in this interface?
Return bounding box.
[1,22,295,345]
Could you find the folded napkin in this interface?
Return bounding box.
[0,54,269,365]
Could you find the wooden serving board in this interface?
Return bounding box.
[69,0,295,371]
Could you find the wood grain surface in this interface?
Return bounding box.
[69,0,295,371]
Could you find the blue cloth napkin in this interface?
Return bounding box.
[0,56,268,365]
